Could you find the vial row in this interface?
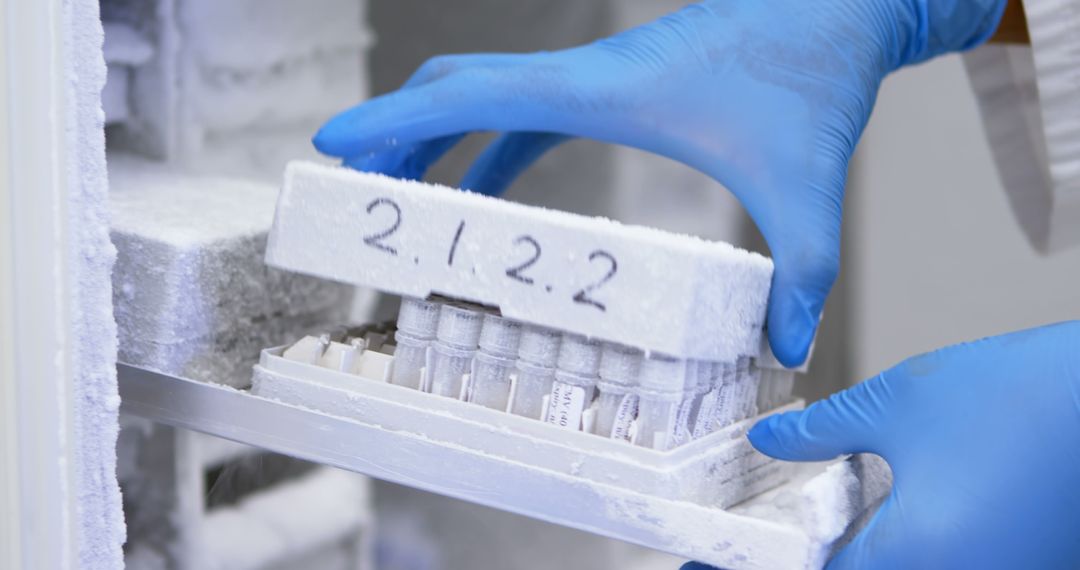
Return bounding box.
[279,297,796,451]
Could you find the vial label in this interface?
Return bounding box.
[672,397,696,446]
[712,385,736,428]
[610,394,639,441]
[692,389,721,438]
[545,382,587,430]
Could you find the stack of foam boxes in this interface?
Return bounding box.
[175,0,373,180]
[108,156,374,570]
[102,0,372,181]
[101,1,375,568]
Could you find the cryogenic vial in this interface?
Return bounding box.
[673,360,717,444]
[710,360,741,429]
[282,334,330,364]
[468,314,523,410]
[758,365,795,411]
[428,304,484,398]
[754,338,797,412]
[634,354,688,450]
[729,356,757,422]
[691,362,724,438]
[669,361,702,447]
[546,335,602,431]
[390,297,440,390]
[592,343,642,440]
[510,326,562,419]
[742,356,763,419]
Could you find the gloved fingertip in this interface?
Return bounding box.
[312,120,350,156]
[766,294,819,369]
[749,411,839,462]
[679,562,718,570]
[746,414,786,458]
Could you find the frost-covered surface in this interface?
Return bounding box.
[269,162,773,361]
[174,0,371,181]
[109,153,353,386]
[64,0,126,567]
[732,455,892,568]
[101,0,370,176]
[179,0,371,70]
[199,467,371,570]
[102,22,153,65]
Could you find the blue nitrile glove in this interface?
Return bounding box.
[735,321,1080,569]
[312,0,1006,366]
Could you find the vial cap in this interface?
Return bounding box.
[696,361,715,390]
[683,361,699,390]
[517,326,561,367]
[735,355,751,380]
[556,334,601,377]
[720,361,736,385]
[478,315,522,357]
[397,297,440,339]
[435,304,483,349]
[598,344,641,387]
[638,354,686,394]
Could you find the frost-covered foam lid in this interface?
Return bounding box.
[435,305,483,349]
[638,354,687,394]
[397,297,440,339]
[517,326,562,367]
[478,314,522,357]
[556,334,602,377]
[599,343,642,388]
[267,162,774,362]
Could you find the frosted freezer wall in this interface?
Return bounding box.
[54,0,126,567]
[101,1,375,568]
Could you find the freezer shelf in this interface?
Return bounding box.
[118,363,889,570]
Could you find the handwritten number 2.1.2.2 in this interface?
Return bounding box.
[572,250,617,312]
[362,197,402,256]
[505,235,541,285]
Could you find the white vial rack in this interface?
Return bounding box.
[120,363,891,570]
[253,344,795,508]
[265,161,773,362]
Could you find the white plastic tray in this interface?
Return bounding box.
[119,363,890,570]
[241,348,890,569]
[255,346,799,508]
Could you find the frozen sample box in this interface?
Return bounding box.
[266,161,773,362]
[110,154,353,387]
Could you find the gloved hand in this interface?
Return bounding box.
[735,321,1080,569]
[313,0,1005,366]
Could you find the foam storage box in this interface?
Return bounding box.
[265,161,774,361]
[110,155,353,387]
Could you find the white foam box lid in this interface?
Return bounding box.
[266,161,774,361]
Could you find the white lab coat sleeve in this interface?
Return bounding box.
[963,0,1080,252]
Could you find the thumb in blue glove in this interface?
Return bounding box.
[313,0,1006,367]
[744,321,1080,569]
